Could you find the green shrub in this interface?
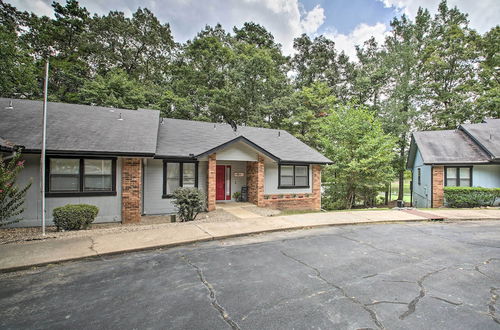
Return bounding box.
[172,187,206,222]
[53,204,99,231]
[444,187,500,208]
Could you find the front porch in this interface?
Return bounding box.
[207,152,265,211]
[206,151,322,212]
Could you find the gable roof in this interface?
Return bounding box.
[407,119,499,168]
[155,118,332,164]
[460,119,500,160]
[0,98,160,156]
[0,99,332,164]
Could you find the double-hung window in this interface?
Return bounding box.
[445,167,472,187]
[163,161,198,197]
[47,157,116,196]
[278,164,309,188]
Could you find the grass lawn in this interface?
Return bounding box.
[389,180,411,203]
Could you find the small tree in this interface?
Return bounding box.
[320,104,397,209]
[0,152,32,226]
[172,187,206,222]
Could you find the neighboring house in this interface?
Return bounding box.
[407,119,500,208]
[0,98,332,227]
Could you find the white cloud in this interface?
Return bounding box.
[324,22,389,60]
[7,0,325,54]
[378,0,499,33]
[300,5,325,34]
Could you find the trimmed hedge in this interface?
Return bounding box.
[53,204,99,231]
[444,187,500,208]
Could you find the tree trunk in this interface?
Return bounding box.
[397,136,406,201]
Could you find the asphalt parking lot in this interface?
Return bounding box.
[0,220,499,329]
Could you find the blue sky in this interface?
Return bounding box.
[8,0,500,57]
[302,0,396,35]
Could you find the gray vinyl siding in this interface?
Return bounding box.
[6,154,122,227]
[264,162,313,195]
[412,149,432,208]
[142,159,207,215]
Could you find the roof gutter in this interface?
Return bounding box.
[22,149,155,158]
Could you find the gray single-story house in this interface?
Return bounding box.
[407,119,500,208]
[0,98,332,227]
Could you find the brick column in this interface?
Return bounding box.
[247,155,265,206]
[311,165,322,210]
[432,166,444,208]
[207,153,216,211]
[121,158,142,223]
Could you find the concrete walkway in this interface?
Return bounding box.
[1,208,499,272]
[216,202,264,219]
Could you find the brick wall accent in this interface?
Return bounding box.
[207,153,216,211]
[121,158,142,223]
[261,165,322,211]
[432,166,444,208]
[246,155,265,206]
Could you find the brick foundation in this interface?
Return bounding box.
[207,153,216,211]
[246,155,265,206]
[432,166,444,208]
[261,165,322,211]
[121,158,142,223]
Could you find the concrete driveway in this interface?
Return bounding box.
[0,221,499,329]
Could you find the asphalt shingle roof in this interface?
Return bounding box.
[410,129,491,166]
[156,118,332,164]
[0,98,160,156]
[460,119,500,160]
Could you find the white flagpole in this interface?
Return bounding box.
[41,59,49,236]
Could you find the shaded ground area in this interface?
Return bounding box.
[0,221,499,329]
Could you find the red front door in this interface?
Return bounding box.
[216,165,226,200]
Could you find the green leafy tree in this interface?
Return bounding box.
[0,2,37,98]
[0,152,32,226]
[476,26,500,119]
[292,34,354,102]
[80,69,147,109]
[320,105,396,209]
[378,8,431,200]
[280,82,336,149]
[422,1,481,128]
[88,8,175,82]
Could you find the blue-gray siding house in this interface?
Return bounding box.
[407,119,500,208]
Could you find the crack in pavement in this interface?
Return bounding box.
[88,237,99,255]
[488,287,500,325]
[334,232,419,261]
[280,250,385,330]
[399,267,447,320]
[365,300,408,306]
[181,255,240,330]
[430,296,463,306]
[403,225,500,249]
[474,258,499,280]
[240,288,337,321]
